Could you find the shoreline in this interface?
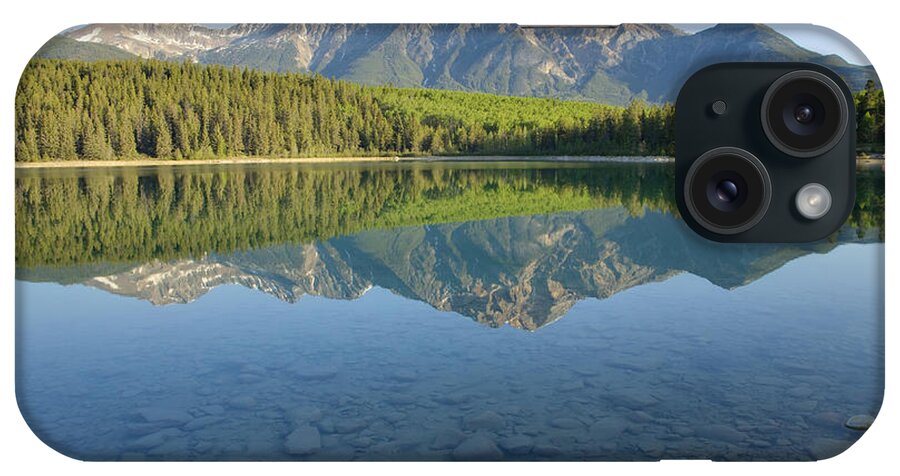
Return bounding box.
[14,156,404,169]
[14,155,676,169]
[14,155,883,169]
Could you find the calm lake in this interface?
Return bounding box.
[15,160,884,461]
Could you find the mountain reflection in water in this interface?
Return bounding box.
[16,161,884,330]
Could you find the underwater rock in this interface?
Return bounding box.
[257,410,282,420]
[195,387,217,396]
[183,415,225,431]
[348,436,374,448]
[284,426,321,455]
[430,428,466,450]
[368,420,394,437]
[749,439,773,448]
[559,380,585,392]
[129,428,184,450]
[287,406,323,424]
[789,400,818,412]
[434,393,473,405]
[294,367,338,381]
[463,411,505,431]
[136,407,193,426]
[317,418,336,434]
[146,437,191,456]
[808,411,845,428]
[389,369,418,382]
[629,410,654,423]
[334,418,369,434]
[605,388,661,408]
[237,373,263,384]
[382,412,406,424]
[240,363,266,375]
[193,441,214,453]
[786,385,814,398]
[845,414,875,431]
[499,435,534,455]
[200,405,225,416]
[588,416,630,439]
[227,395,257,410]
[533,444,563,458]
[808,437,853,460]
[385,394,417,406]
[549,417,584,430]
[126,422,170,436]
[452,435,503,461]
[694,424,747,444]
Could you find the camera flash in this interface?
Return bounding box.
[795,183,832,220]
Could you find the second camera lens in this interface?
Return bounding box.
[761,70,849,158]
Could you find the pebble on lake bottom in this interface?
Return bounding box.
[452,435,503,461]
[844,414,875,431]
[462,411,505,431]
[284,426,322,455]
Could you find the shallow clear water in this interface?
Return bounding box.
[15,162,884,460]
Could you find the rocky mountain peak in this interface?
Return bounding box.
[48,23,876,105]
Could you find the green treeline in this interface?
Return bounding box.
[15,59,886,162]
[855,80,886,152]
[16,164,677,267]
[15,59,675,162]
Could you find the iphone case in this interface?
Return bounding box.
[14,23,884,461]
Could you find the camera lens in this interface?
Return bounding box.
[708,175,746,212]
[793,104,815,124]
[684,147,772,235]
[716,180,739,203]
[761,70,849,158]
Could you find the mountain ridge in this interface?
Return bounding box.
[43,23,878,105]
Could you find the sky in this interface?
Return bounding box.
[676,23,870,66]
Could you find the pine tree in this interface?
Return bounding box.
[153,111,173,159]
[81,118,114,160]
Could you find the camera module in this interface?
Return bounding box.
[676,63,856,242]
[761,70,849,158]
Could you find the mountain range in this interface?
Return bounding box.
[27,208,869,331]
[36,23,878,105]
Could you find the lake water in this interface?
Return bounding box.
[15,160,884,461]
